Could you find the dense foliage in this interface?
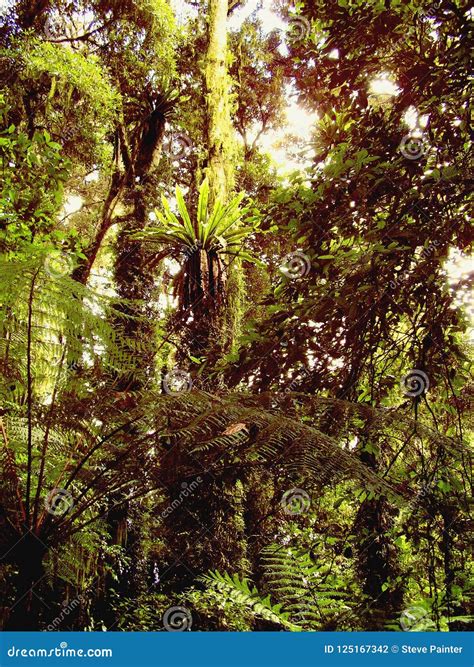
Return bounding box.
[0,0,472,633]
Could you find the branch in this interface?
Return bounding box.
[63,484,165,540]
[44,19,116,44]
[61,416,144,491]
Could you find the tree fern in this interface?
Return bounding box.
[0,253,166,565]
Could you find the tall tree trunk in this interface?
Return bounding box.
[161,0,249,579]
[201,0,244,364]
[355,447,403,629]
[113,106,167,390]
[204,0,235,204]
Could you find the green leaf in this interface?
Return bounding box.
[175,186,195,240]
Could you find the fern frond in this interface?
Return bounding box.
[199,570,300,631]
[261,544,352,629]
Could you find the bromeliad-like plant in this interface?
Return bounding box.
[135,178,260,313]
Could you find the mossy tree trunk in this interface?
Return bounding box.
[113,106,167,392]
[200,0,244,363]
[164,0,248,578]
[204,0,235,205]
[355,446,403,629]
